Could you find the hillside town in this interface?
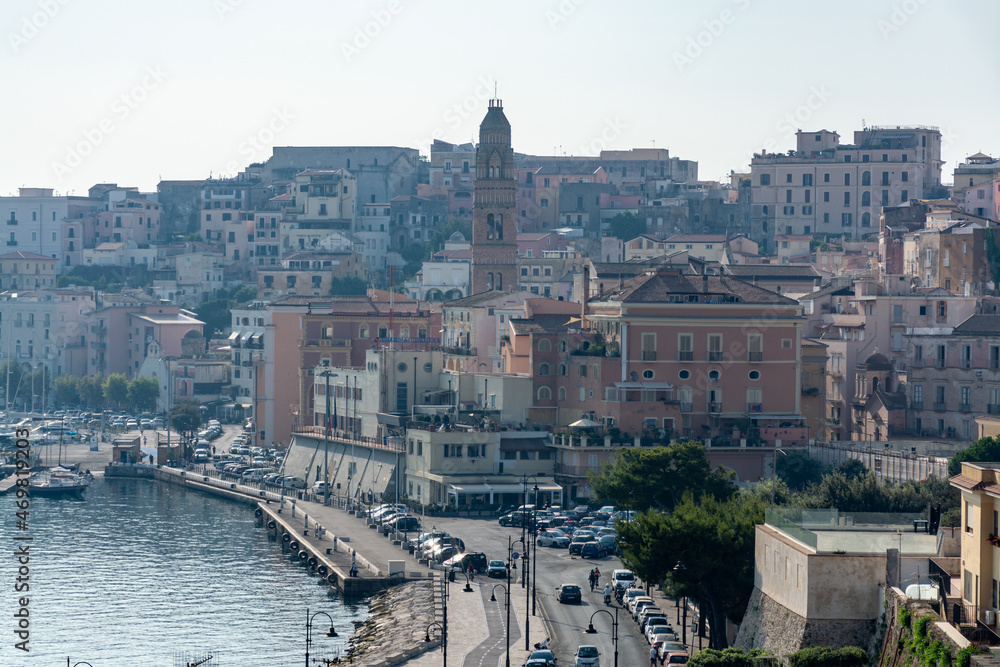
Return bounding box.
[8,99,1000,665]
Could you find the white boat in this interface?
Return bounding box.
[29,467,90,497]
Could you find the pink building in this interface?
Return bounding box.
[517,232,568,258]
[86,304,203,378]
[94,197,161,246]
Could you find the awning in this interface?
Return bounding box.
[614,382,674,390]
[449,484,492,494]
[377,413,406,427]
[227,331,241,342]
[249,331,263,344]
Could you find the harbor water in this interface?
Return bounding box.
[2,476,368,666]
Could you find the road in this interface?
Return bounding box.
[418,513,651,667]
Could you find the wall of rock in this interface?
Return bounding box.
[346,579,441,666]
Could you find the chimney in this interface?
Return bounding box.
[618,273,624,290]
[581,265,590,326]
[703,273,709,292]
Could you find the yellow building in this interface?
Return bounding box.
[950,462,1000,632]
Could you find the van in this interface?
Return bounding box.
[612,568,636,591]
[193,449,210,463]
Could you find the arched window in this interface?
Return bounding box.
[558,387,567,400]
[861,191,871,207]
[496,214,503,240]
[400,325,410,338]
[862,171,871,186]
[537,386,552,400]
[538,339,551,352]
[496,273,502,290]
[558,363,567,376]
[861,212,871,227]
[487,213,495,239]
[487,273,494,290]
[538,363,550,376]
[559,340,567,352]
[872,377,880,393]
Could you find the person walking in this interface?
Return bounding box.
[650,646,658,666]
[467,562,475,582]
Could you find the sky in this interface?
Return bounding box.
[1,0,997,197]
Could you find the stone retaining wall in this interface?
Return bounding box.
[346,579,441,666]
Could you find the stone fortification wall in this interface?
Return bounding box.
[736,586,876,657]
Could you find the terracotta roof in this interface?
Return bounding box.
[0,251,53,261]
[509,315,577,335]
[593,272,798,305]
[664,234,727,243]
[443,290,525,308]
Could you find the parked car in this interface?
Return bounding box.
[557,584,582,604]
[312,481,331,494]
[387,515,420,532]
[409,531,449,550]
[487,560,507,578]
[598,535,618,555]
[527,649,556,667]
[537,529,570,548]
[443,551,488,574]
[499,511,531,527]
[580,541,603,559]
[281,477,306,490]
[568,535,591,555]
[639,609,665,632]
[612,568,636,591]
[574,645,600,667]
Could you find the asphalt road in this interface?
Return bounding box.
[416,513,651,667]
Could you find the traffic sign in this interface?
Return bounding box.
[512,552,519,560]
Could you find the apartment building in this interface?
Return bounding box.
[907,315,1000,441]
[0,288,95,380]
[954,153,1000,221]
[85,303,204,379]
[257,250,366,298]
[903,221,999,295]
[750,126,943,242]
[228,300,270,413]
[355,202,394,277]
[94,197,161,245]
[0,188,100,268]
[0,251,58,291]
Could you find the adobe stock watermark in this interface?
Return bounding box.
[8,0,71,54]
[52,66,168,181]
[221,108,295,175]
[759,85,834,154]
[877,0,931,40]
[545,0,588,31]
[579,117,628,155]
[213,0,250,20]
[414,76,495,149]
[340,0,404,63]
[673,0,752,73]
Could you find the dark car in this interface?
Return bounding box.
[527,649,557,667]
[568,534,590,555]
[444,551,488,574]
[580,541,603,559]
[387,515,420,531]
[487,559,507,578]
[556,583,582,604]
[499,511,531,527]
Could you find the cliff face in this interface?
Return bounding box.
[735,586,876,657]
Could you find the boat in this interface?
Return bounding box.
[28,467,90,497]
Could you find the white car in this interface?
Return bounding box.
[312,481,331,494]
[536,529,570,548]
[574,645,600,667]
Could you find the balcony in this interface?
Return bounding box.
[747,403,762,413]
[934,402,947,411]
[748,351,763,362]
[708,352,723,362]
[6,240,16,246]
[443,345,477,356]
[708,402,723,413]
[241,360,253,367]
[91,341,106,349]
[826,418,841,426]
[677,351,693,361]
[679,402,692,413]
[910,401,923,410]
[300,338,349,348]
[989,404,1000,414]
[961,403,972,413]
[642,351,657,361]
[91,325,107,334]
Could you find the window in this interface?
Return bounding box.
[844,173,851,186]
[881,171,890,186]
[678,334,693,361]
[641,333,656,361]
[537,339,551,352]
[558,387,567,400]
[802,174,812,186]
[844,192,850,206]
[823,191,830,203]
[760,174,770,186]
[538,363,550,376]
[902,171,909,182]
[823,173,830,183]
[967,501,975,533]
[747,333,763,361]
[786,190,792,203]
[396,382,408,412]
[537,386,551,400]
[707,334,722,361]
[862,171,871,186]
[642,369,654,380]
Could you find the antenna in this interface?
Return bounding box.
[494,80,497,99]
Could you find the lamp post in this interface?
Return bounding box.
[67,661,94,667]
[424,620,447,667]
[673,558,689,648]
[508,534,529,651]
[304,607,338,667]
[490,583,511,667]
[584,607,619,667]
[532,482,539,617]
[320,370,338,506]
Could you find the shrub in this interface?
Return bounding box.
[788,646,867,667]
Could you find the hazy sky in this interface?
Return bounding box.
[2,0,997,196]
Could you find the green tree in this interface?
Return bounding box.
[78,375,105,409]
[787,646,866,667]
[835,458,867,481]
[949,436,1000,476]
[170,399,202,455]
[53,376,80,406]
[104,373,129,409]
[127,375,161,413]
[776,450,824,491]
[588,441,736,512]
[329,276,368,296]
[616,492,765,648]
[689,648,773,667]
[422,219,472,261]
[607,211,646,241]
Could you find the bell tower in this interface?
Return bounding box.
[470,98,517,295]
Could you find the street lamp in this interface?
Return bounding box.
[319,370,338,506]
[462,569,474,593]
[489,583,511,667]
[673,559,689,647]
[532,482,539,617]
[304,607,338,667]
[424,620,447,667]
[584,607,619,667]
[508,533,530,651]
[67,661,94,667]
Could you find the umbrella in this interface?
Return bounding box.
[568,418,601,429]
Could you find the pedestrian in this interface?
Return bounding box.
[350,561,359,577]
[650,646,658,666]
[468,562,475,582]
